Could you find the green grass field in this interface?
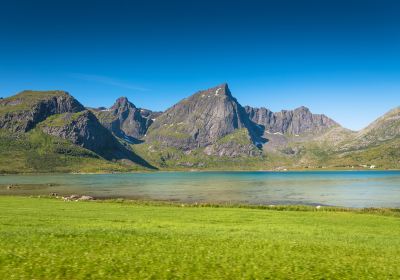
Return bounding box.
[1,197,399,279]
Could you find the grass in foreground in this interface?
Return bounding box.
[0,197,399,279]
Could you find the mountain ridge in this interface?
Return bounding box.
[245,105,339,136]
[0,85,399,172]
[0,90,155,171]
[92,96,159,143]
[145,83,263,156]
[0,90,85,133]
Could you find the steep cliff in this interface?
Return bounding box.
[245,106,338,135]
[145,83,262,156]
[0,90,85,133]
[39,110,154,168]
[93,97,159,142]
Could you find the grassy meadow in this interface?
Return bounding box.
[0,196,399,279]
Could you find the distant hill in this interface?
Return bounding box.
[245,105,338,136]
[0,86,398,173]
[0,90,154,173]
[345,107,400,149]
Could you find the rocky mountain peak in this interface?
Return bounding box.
[93,96,156,141]
[110,97,136,112]
[213,83,231,95]
[194,83,232,98]
[293,106,310,113]
[246,105,338,136]
[145,83,263,156]
[39,110,154,168]
[0,90,85,133]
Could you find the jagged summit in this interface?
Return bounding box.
[93,96,156,141]
[292,106,310,113]
[1,85,400,171]
[193,83,232,97]
[110,97,137,112]
[245,105,338,136]
[145,83,262,156]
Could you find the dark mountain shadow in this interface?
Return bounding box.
[247,119,268,149]
[100,140,157,170]
[118,134,145,145]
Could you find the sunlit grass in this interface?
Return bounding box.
[0,196,399,279]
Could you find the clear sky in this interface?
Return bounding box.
[1,0,399,130]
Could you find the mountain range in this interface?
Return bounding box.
[0,84,399,173]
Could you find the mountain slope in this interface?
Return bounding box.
[0,91,155,171]
[344,107,400,149]
[0,128,147,174]
[39,110,144,163]
[244,105,345,160]
[145,83,262,156]
[245,106,338,136]
[0,90,85,132]
[0,87,399,172]
[321,106,400,169]
[93,97,160,142]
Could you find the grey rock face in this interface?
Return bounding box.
[145,83,262,152]
[94,97,159,141]
[0,90,85,133]
[245,106,338,135]
[40,110,154,168]
[41,111,124,158]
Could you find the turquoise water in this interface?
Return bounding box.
[1,171,400,208]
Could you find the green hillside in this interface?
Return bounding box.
[0,90,69,114]
[0,89,399,173]
[0,129,142,174]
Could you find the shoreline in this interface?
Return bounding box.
[1,168,400,176]
[2,171,399,210]
[2,195,400,214]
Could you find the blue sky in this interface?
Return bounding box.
[1,0,399,130]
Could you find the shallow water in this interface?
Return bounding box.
[1,171,400,208]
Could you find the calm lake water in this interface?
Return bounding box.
[1,171,400,208]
